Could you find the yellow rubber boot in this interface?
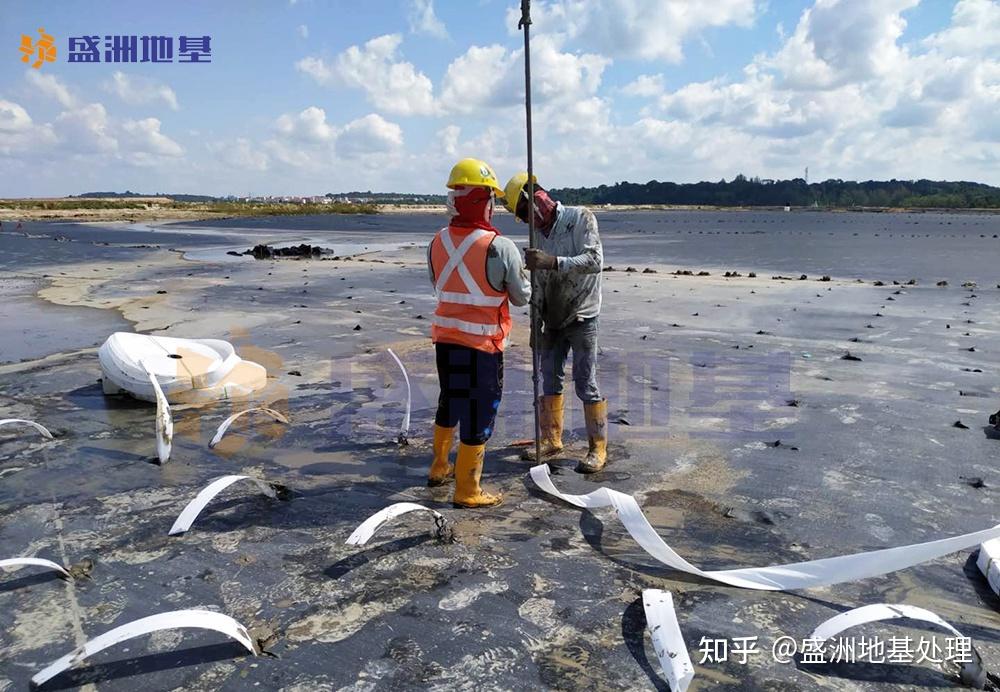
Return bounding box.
[520,394,564,460]
[577,399,608,474]
[428,424,456,487]
[453,442,503,508]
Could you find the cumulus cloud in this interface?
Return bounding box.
[208,138,269,172]
[439,45,513,112]
[408,0,448,39]
[4,70,186,171]
[0,99,57,156]
[296,34,437,115]
[509,0,757,62]
[923,0,1000,54]
[121,117,183,157]
[439,35,608,113]
[619,0,1000,183]
[294,56,334,83]
[261,108,404,170]
[25,70,76,108]
[621,74,665,97]
[337,113,404,157]
[0,99,34,132]
[436,124,460,158]
[55,103,118,153]
[297,24,309,39]
[104,72,180,110]
[6,0,999,194]
[763,0,918,90]
[275,106,335,142]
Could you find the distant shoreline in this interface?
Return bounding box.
[2,199,999,223]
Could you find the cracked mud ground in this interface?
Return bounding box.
[2,213,1000,691]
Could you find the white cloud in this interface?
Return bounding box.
[541,96,612,139]
[294,56,334,83]
[509,0,757,62]
[616,0,1000,183]
[408,0,448,39]
[439,45,513,112]
[7,73,186,169]
[208,138,269,172]
[923,0,1000,54]
[24,70,76,108]
[531,37,609,102]
[621,74,665,97]
[0,99,33,132]
[55,103,118,153]
[297,24,309,39]
[0,99,57,156]
[337,113,404,157]
[104,72,179,111]
[6,0,999,194]
[439,35,608,113]
[121,117,183,158]
[262,108,403,170]
[275,106,335,142]
[296,34,437,116]
[436,124,460,158]
[762,0,918,91]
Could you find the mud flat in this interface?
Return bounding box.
[1,214,999,690]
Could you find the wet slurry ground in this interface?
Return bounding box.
[1,211,999,691]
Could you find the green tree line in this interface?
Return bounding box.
[550,175,1000,209]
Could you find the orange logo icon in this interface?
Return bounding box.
[20,27,57,69]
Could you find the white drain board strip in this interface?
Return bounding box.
[0,418,53,439]
[169,475,279,535]
[0,557,70,579]
[31,609,257,687]
[643,590,694,692]
[347,502,444,546]
[530,464,1000,591]
[209,407,289,449]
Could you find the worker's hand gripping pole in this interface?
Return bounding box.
[519,0,543,466]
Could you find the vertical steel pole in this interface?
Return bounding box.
[519,0,542,465]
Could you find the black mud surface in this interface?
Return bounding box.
[2,213,1000,691]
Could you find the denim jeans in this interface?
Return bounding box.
[434,343,504,445]
[539,316,601,403]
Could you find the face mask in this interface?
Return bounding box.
[522,188,557,229]
[447,186,498,231]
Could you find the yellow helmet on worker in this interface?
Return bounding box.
[447,158,504,197]
[503,171,538,216]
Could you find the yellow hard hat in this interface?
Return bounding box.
[446,158,504,196]
[503,171,537,215]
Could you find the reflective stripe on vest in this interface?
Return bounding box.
[430,226,510,351]
[430,314,501,336]
[436,290,505,307]
[433,228,504,308]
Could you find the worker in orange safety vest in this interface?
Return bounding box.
[426,158,531,507]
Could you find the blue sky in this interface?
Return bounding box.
[1,0,998,196]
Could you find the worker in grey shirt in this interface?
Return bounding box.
[502,172,608,473]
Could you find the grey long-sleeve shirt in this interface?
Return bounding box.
[533,203,603,330]
[427,233,531,307]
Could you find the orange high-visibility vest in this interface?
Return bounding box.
[429,226,511,354]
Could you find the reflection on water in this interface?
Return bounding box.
[174,209,1000,283]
